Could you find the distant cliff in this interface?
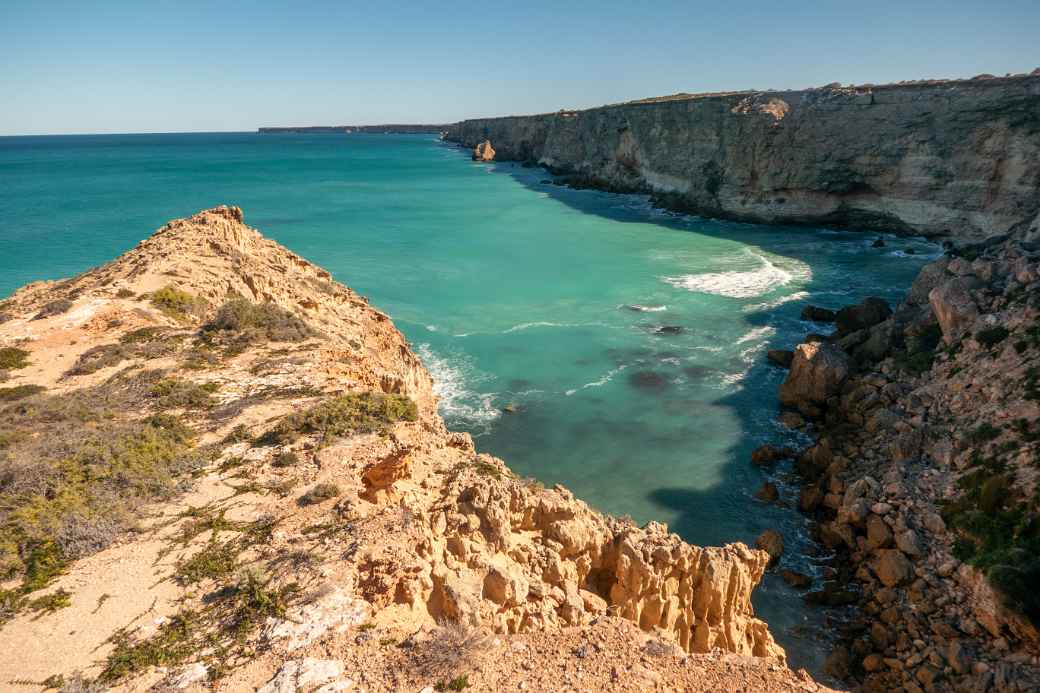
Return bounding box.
[259,124,447,134]
[445,74,1040,242]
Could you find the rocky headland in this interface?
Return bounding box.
[0,207,823,692]
[765,238,1040,692]
[444,72,1040,242]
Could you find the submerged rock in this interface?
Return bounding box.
[754,529,784,563]
[800,305,837,323]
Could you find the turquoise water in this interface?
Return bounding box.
[0,133,937,671]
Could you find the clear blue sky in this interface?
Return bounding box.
[2,0,1037,135]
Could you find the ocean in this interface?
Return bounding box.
[0,132,938,671]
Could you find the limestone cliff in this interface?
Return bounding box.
[445,74,1040,242]
[0,208,823,691]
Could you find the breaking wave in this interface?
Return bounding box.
[662,250,811,299]
[416,344,499,433]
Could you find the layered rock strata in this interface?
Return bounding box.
[445,73,1040,242]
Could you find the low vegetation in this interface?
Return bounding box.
[32,299,74,321]
[257,392,417,446]
[150,378,219,409]
[148,285,208,322]
[943,446,1040,625]
[202,297,318,347]
[299,482,340,505]
[0,347,30,371]
[0,384,46,401]
[0,379,207,618]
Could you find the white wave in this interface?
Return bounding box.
[662,250,811,299]
[424,324,439,332]
[743,290,809,313]
[565,364,627,396]
[503,321,606,334]
[415,344,500,431]
[620,304,667,312]
[735,325,776,344]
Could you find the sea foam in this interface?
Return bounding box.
[662,250,810,299]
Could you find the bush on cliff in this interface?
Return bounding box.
[149,285,208,322]
[943,453,1040,625]
[0,347,30,371]
[256,392,417,446]
[202,297,317,344]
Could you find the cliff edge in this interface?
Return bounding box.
[445,73,1040,242]
[0,208,824,692]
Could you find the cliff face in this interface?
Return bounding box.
[445,75,1040,242]
[0,208,822,691]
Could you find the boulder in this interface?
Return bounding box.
[781,569,813,589]
[835,297,893,336]
[866,514,894,550]
[754,529,784,562]
[767,349,794,368]
[750,444,796,466]
[872,549,913,587]
[929,277,981,344]
[754,482,780,503]
[778,342,850,416]
[472,140,496,161]
[800,305,837,322]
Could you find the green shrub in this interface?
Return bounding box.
[0,347,30,370]
[272,450,299,468]
[436,675,471,692]
[258,392,417,446]
[115,288,136,299]
[0,388,202,587]
[969,422,1002,445]
[202,298,317,344]
[66,344,131,376]
[0,384,46,401]
[299,483,340,505]
[32,299,74,321]
[976,326,1010,348]
[150,378,218,409]
[149,286,207,322]
[175,541,239,584]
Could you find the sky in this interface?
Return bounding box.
[1,0,1038,135]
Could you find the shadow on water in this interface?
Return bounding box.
[473,156,926,680]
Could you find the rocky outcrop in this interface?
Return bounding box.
[777,236,1040,691]
[778,342,850,417]
[472,139,495,161]
[444,74,1040,242]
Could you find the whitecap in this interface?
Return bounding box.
[424,324,439,332]
[565,364,627,396]
[662,250,811,299]
[502,321,605,334]
[415,344,500,432]
[735,325,776,344]
[620,304,667,312]
[743,291,809,313]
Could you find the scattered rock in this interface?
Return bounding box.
[754,530,784,562]
[800,305,836,322]
[754,482,779,503]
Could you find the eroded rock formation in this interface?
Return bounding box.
[445,74,1040,242]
